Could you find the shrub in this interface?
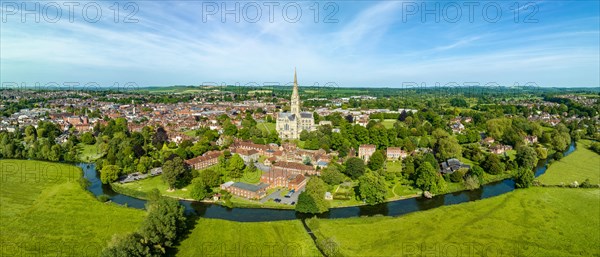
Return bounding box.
[97,194,110,202]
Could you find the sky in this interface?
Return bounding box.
[1,0,599,88]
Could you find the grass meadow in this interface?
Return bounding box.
[0,159,144,256]
[175,218,321,257]
[307,187,600,257]
[538,140,600,185]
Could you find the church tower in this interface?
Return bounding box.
[290,68,300,115]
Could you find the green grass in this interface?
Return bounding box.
[77,143,104,161]
[0,160,144,256]
[538,140,600,185]
[257,122,276,134]
[238,169,263,184]
[114,175,193,199]
[380,119,397,129]
[308,187,600,257]
[175,218,320,257]
[385,161,402,172]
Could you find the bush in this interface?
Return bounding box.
[514,168,534,188]
[97,194,111,202]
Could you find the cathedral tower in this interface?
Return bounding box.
[290,68,300,115]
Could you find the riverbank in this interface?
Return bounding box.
[0,159,144,256]
[307,187,600,257]
[537,139,600,185]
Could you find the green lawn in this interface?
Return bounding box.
[381,119,397,129]
[114,174,193,199]
[385,160,402,172]
[77,143,104,161]
[257,122,276,134]
[0,160,144,256]
[175,218,321,257]
[307,187,600,257]
[538,140,600,185]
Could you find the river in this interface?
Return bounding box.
[80,142,576,222]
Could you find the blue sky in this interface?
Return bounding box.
[1,1,599,88]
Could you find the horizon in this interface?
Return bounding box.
[1,1,599,87]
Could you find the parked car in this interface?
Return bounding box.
[291,201,296,205]
[274,198,281,203]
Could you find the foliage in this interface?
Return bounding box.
[514,167,534,188]
[516,146,538,170]
[161,157,189,189]
[449,168,468,183]
[139,190,187,251]
[464,175,480,190]
[344,157,366,179]
[367,150,385,171]
[321,165,346,185]
[358,172,388,204]
[190,178,208,200]
[101,165,120,184]
[481,154,504,175]
[296,177,330,214]
[414,162,445,193]
[199,169,222,188]
[227,154,246,178]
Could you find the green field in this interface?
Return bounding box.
[175,218,321,257]
[113,174,193,199]
[381,119,397,129]
[77,143,104,161]
[307,187,600,257]
[538,140,600,185]
[0,160,144,256]
[258,122,276,134]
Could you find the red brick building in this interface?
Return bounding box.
[271,161,318,176]
[185,150,221,170]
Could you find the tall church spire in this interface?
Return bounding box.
[291,68,300,114]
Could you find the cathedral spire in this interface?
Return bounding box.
[291,68,300,114]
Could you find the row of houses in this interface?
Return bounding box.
[358,145,409,162]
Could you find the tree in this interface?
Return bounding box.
[100,165,120,184]
[368,150,385,171]
[200,169,221,188]
[100,233,152,257]
[321,166,346,185]
[344,157,365,179]
[402,156,415,177]
[358,172,387,204]
[227,154,245,178]
[435,136,462,160]
[414,162,445,193]
[514,167,534,188]
[295,177,329,214]
[190,178,208,200]
[139,190,186,250]
[162,157,189,189]
[81,132,96,145]
[481,154,504,175]
[516,146,538,170]
[449,168,468,183]
[464,175,480,190]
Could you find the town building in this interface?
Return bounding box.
[272,161,318,176]
[260,170,307,191]
[276,69,315,139]
[386,147,407,160]
[358,144,376,162]
[184,150,221,170]
[221,181,268,199]
[439,158,471,174]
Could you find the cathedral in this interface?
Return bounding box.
[276,69,315,140]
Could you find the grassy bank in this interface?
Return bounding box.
[175,218,321,257]
[0,159,144,256]
[307,187,600,257]
[538,140,600,185]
